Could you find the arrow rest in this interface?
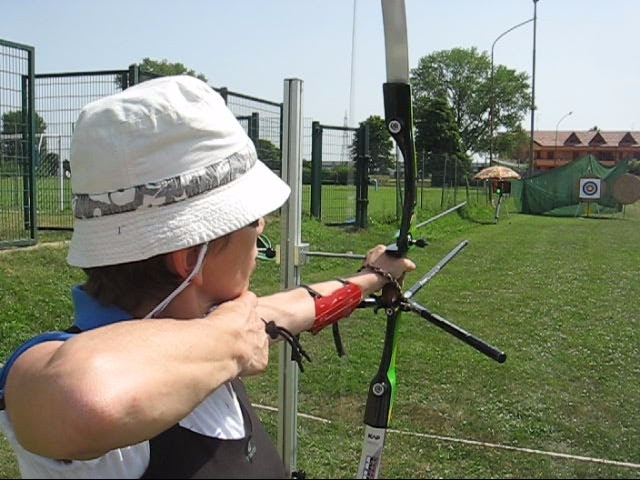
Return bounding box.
[369,281,403,314]
[411,236,428,248]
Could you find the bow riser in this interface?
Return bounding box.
[382,82,417,257]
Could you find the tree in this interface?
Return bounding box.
[256,139,281,172]
[1,109,49,171]
[351,115,395,174]
[494,126,530,164]
[411,47,531,157]
[138,58,208,82]
[1,109,47,135]
[415,97,462,156]
[115,58,209,89]
[414,97,469,186]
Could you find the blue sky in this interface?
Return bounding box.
[2,0,638,132]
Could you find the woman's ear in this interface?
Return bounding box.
[167,246,206,286]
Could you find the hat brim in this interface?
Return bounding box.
[67,160,290,268]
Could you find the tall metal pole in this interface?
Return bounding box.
[278,77,303,478]
[489,17,534,165]
[555,110,573,165]
[528,0,539,176]
[555,111,573,147]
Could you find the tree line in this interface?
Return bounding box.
[1,49,532,185]
[353,46,531,186]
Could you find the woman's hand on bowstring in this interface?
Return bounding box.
[206,290,270,377]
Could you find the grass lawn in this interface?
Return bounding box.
[0,197,638,478]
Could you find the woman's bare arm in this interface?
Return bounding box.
[4,291,267,460]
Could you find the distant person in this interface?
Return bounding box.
[62,159,71,178]
[0,75,415,478]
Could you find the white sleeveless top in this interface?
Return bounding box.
[0,383,244,479]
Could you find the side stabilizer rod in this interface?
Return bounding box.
[404,240,468,300]
[405,299,507,363]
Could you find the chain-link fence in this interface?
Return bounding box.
[1,50,372,246]
[0,39,37,247]
[34,70,132,230]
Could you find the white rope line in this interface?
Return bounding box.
[0,240,69,254]
[252,403,640,470]
[253,403,331,424]
[387,428,640,470]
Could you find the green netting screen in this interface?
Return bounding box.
[512,155,633,216]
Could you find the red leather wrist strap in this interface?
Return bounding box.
[308,282,363,335]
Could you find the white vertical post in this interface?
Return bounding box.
[38,134,65,210]
[57,136,63,210]
[278,77,303,477]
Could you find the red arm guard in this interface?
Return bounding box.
[308,282,363,335]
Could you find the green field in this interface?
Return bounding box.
[0,193,638,478]
[1,180,480,243]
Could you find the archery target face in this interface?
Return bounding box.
[579,178,601,200]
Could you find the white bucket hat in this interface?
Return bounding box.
[66,75,291,268]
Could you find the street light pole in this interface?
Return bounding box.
[528,0,539,176]
[489,17,534,166]
[555,111,573,164]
